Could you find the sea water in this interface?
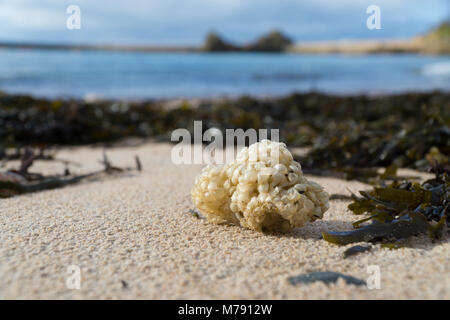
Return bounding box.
[0,48,448,99]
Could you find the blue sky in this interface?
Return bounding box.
[0,0,448,45]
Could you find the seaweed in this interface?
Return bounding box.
[381,240,407,250]
[300,107,450,172]
[323,171,449,245]
[288,271,366,286]
[303,165,421,185]
[1,92,449,175]
[323,211,429,245]
[329,194,353,201]
[343,245,371,258]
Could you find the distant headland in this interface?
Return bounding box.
[290,21,450,55]
[1,21,448,55]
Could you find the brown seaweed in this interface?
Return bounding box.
[1,92,449,174]
[288,271,366,286]
[323,171,449,245]
[343,245,371,258]
[323,211,429,245]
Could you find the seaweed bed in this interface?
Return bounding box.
[1,91,448,168]
[1,90,449,245]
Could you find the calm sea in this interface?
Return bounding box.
[0,48,449,99]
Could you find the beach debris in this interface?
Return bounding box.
[99,150,123,173]
[188,209,201,219]
[191,140,329,232]
[135,155,142,172]
[323,171,449,246]
[2,147,44,181]
[0,149,141,198]
[18,147,35,176]
[121,280,129,289]
[288,271,366,286]
[0,173,96,197]
[0,171,27,184]
[343,245,371,258]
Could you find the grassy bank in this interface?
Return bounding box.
[289,22,450,55]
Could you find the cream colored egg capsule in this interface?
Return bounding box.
[191,140,330,232]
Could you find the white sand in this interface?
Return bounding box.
[0,142,448,299]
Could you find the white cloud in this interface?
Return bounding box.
[0,0,447,44]
[0,2,62,30]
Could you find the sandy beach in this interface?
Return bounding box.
[288,38,424,54]
[0,142,448,299]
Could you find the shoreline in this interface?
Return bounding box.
[0,37,448,55]
[0,41,201,53]
[287,38,424,55]
[2,88,449,106]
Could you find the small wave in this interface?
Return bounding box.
[83,93,104,102]
[252,72,321,81]
[422,62,450,76]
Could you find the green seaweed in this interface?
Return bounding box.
[373,186,431,207]
[323,172,449,246]
[428,214,447,239]
[348,195,375,215]
[381,240,407,250]
[329,194,353,201]
[323,211,429,245]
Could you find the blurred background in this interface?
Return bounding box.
[0,0,449,99]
